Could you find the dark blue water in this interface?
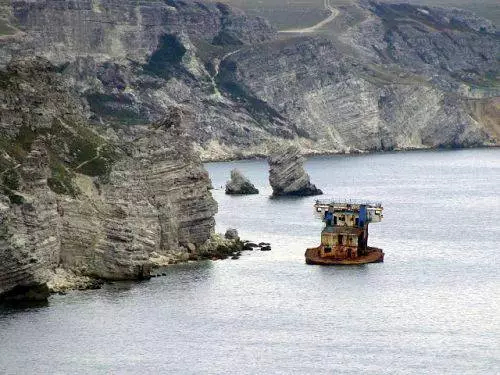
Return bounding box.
[1,149,499,374]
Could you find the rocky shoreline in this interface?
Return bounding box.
[0,0,498,302]
[0,228,271,302]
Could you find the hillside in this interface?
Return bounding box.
[213,0,500,28]
[1,0,497,160]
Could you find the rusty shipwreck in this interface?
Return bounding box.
[305,200,384,265]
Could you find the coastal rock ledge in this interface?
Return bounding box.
[0,59,218,302]
[225,169,259,195]
[269,146,323,197]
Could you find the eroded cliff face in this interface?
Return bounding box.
[0,59,217,299]
[218,2,499,153]
[58,122,217,280]
[1,0,498,161]
[5,0,275,64]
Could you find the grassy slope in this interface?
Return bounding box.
[211,0,328,29]
[213,0,499,28]
[0,19,17,36]
[392,0,500,25]
[0,67,118,201]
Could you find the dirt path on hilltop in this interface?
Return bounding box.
[278,0,339,34]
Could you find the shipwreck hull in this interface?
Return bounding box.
[305,246,384,265]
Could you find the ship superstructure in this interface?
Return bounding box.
[305,199,384,265]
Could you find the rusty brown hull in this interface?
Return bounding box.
[305,246,384,265]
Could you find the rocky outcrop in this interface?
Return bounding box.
[225,169,259,195]
[193,232,272,260]
[269,146,322,197]
[0,58,217,299]
[195,233,243,260]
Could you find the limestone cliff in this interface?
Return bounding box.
[0,59,217,299]
[0,0,497,160]
[218,4,499,153]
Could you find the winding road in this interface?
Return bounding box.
[213,49,241,80]
[278,0,339,34]
[209,1,339,91]
[74,143,104,172]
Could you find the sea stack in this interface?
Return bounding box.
[268,145,323,197]
[225,169,259,195]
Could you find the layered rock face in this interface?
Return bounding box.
[0,0,497,160]
[1,0,280,160]
[357,1,498,92]
[0,59,217,299]
[0,144,61,301]
[225,169,259,195]
[5,0,275,64]
[0,58,86,300]
[220,8,498,153]
[58,123,217,280]
[269,146,322,197]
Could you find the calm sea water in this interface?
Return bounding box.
[1,149,499,374]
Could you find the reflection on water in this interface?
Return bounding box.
[0,149,499,374]
[0,299,49,315]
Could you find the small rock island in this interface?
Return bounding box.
[225,169,259,195]
[269,145,323,197]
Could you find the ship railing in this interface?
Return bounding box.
[314,198,383,209]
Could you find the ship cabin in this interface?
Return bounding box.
[314,200,383,260]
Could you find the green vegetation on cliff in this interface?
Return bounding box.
[0,59,119,199]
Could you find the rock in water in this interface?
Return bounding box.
[269,146,323,197]
[225,169,259,195]
[224,228,239,241]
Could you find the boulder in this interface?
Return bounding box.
[224,228,240,241]
[268,146,323,197]
[225,169,259,195]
